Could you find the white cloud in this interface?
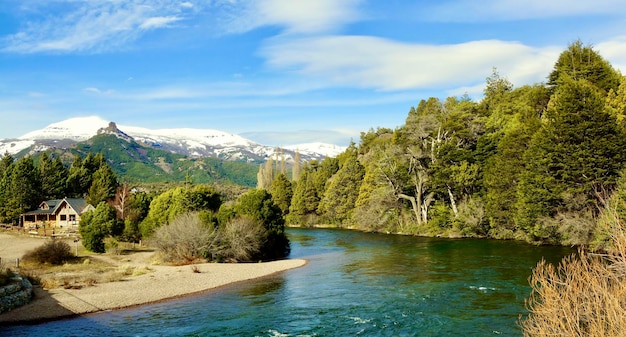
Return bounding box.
[2,1,193,53]
[84,87,114,95]
[140,16,182,30]
[222,0,362,35]
[425,0,625,22]
[261,36,560,91]
[596,36,626,73]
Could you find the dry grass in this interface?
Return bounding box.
[520,194,626,336]
[19,252,155,290]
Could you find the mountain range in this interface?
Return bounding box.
[0,116,347,162]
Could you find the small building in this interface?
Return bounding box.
[21,198,94,230]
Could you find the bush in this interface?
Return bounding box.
[520,191,626,336]
[150,212,217,264]
[214,216,266,262]
[23,239,73,265]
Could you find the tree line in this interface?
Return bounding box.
[268,41,626,246]
[0,152,118,225]
[0,149,289,261]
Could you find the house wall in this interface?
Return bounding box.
[56,204,80,228]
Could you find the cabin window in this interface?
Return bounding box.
[60,215,67,221]
[69,215,76,222]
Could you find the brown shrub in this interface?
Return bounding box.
[520,193,626,336]
[150,212,217,264]
[214,216,266,262]
[22,239,73,265]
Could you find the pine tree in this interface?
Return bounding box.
[516,77,626,239]
[87,165,118,206]
[319,153,364,223]
[270,173,293,215]
[39,153,68,200]
[5,157,41,224]
[548,40,621,95]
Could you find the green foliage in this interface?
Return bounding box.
[22,239,73,265]
[233,189,290,260]
[139,185,222,238]
[516,78,626,238]
[548,40,621,95]
[605,75,626,125]
[319,149,364,223]
[3,157,40,224]
[270,173,293,215]
[87,165,118,205]
[79,202,118,253]
[71,133,257,186]
[38,153,68,200]
[289,170,319,218]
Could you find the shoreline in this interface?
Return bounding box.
[0,258,307,325]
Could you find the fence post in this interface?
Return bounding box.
[15,258,19,269]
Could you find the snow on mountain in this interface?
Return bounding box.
[0,116,346,162]
[19,116,111,141]
[284,142,346,158]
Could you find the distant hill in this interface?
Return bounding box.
[30,133,258,187]
[0,116,347,187]
[0,116,346,162]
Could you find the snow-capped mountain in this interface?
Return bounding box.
[0,116,346,162]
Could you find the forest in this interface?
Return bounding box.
[268,41,626,246]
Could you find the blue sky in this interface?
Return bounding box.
[0,0,625,146]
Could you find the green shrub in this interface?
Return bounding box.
[23,239,73,265]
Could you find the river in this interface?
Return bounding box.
[1,228,572,336]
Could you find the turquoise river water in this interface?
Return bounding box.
[1,228,573,336]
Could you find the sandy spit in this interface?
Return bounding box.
[0,234,307,324]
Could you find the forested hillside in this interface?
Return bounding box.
[277,41,626,245]
[15,133,258,187]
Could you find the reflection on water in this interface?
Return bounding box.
[1,228,572,336]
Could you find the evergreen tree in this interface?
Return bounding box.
[289,170,319,217]
[319,150,364,223]
[67,155,90,197]
[234,189,290,259]
[185,184,221,212]
[79,202,118,253]
[548,40,621,95]
[5,157,41,224]
[516,78,626,240]
[87,164,118,206]
[482,85,548,233]
[312,157,339,199]
[270,173,293,216]
[38,153,68,200]
[0,153,15,222]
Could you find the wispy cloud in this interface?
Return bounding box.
[261,36,561,92]
[220,0,363,35]
[2,1,194,53]
[140,16,182,30]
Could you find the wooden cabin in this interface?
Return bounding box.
[21,198,94,231]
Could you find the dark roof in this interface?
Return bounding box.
[22,198,92,216]
[64,198,90,213]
